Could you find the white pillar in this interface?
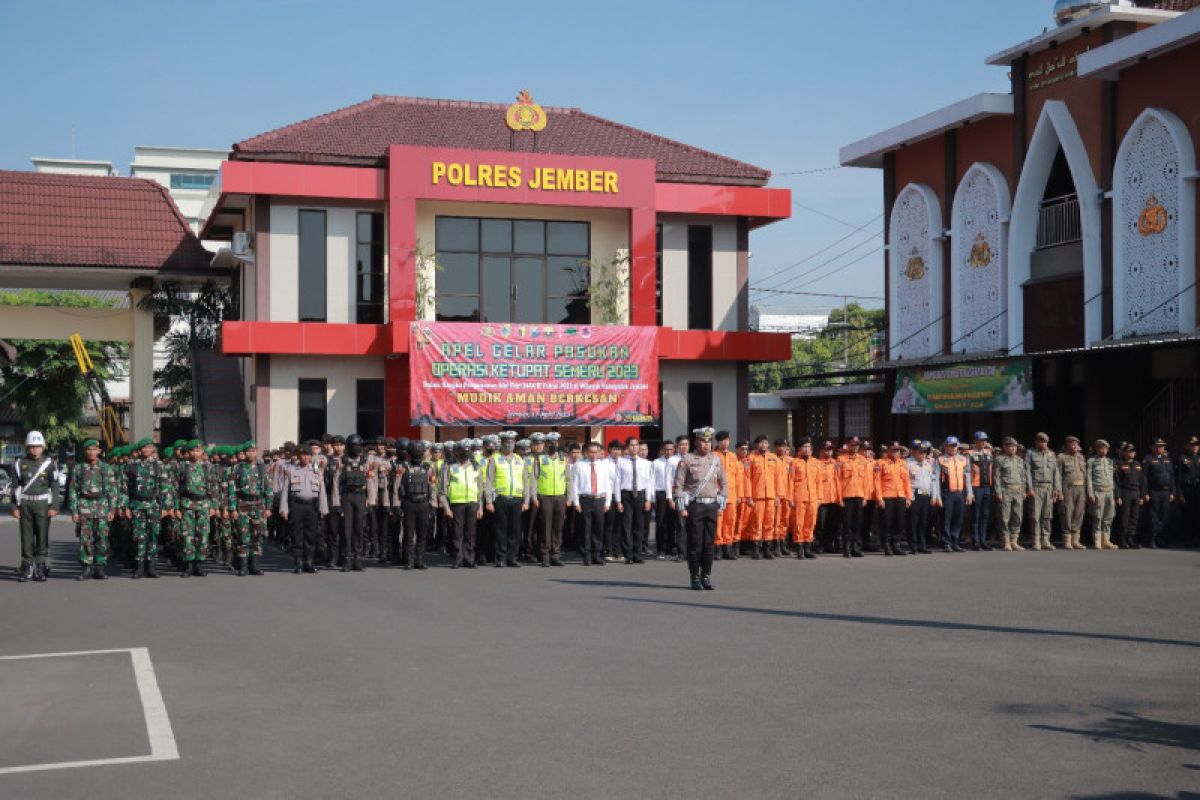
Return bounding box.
[128,288,155,441]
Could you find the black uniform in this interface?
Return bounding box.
[1142,452,1175,548]
[400,460,434,569]
[336,456,370,570]
[1115,457,1147,548]
[1177,450,1200,547]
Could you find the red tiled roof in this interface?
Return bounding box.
[234,95,771,186]
[0,170,213,272]
[1135,0,1200,10]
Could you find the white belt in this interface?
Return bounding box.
[21,493,52,502]
[691,497,719,504]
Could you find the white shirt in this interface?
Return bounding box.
[616,455,654,494]
[567,457,615,506]
[666,453,685,500]
[652,456,673,494]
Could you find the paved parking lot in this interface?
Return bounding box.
[0,516,1197,799]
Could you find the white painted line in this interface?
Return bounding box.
[0,647,179,775]
[129,647,178,760]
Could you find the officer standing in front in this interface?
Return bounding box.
[1115,442,1148,548]
[1085,439,1119,550]
[279,443,329,573]
[1142,438,1175,548]
[11,431,61,582]
[673,427,728,591]
[995,437,1031,552]
[439,442,483,569]
[483,431,531,568]
[67,437,116,580]
[397,441,435,570]
[532,432,569,567]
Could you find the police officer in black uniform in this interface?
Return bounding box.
[399,442,434,570]
[1115,443,1148,549]
[1177,436,1200,547]
[1142,438,1175,548]
[335,434,370,571]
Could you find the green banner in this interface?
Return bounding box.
[892,358,1034,414]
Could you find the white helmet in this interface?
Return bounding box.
[25,430,46,447]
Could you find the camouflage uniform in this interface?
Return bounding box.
[177,459,222,564]
[230,458,274,564]
[124,456,169,562]
[67,459,117,566]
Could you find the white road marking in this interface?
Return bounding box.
[0,647,179,775]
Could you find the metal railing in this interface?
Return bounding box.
[1036,193,1082,250]
[1139,376,1198,448]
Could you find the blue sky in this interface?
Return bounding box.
[0,0,1053,315]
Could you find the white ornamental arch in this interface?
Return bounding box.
[950,162,1011,353]
[888,183,943,359]
[1112,107,1197,338]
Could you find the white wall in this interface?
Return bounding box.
[658,215,739,332]
[269,204,378,324]
[265,355,386,448]
[659,361,737,438]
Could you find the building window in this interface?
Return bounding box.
[298,210,327,322]
[169,173,215,190]
[687,225,713,330]
[686,382,713,435]
[298,379,327,443]
[842,398,871,439]
[655,224,663,327]
[434,216,590,324]
[356,379,385,440]
[355,212,385,324]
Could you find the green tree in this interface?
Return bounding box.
[138,280,233,414]
[0,290,128,450]
[750,303,885,392]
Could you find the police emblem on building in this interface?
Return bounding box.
[968,232,992,269]
[505,90,547,132]
[903,247,926,281]
[1137,193,1167,237]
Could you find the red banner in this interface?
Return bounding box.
[409,322,659,427]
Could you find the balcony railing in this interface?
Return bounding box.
[1036,193,1082,250]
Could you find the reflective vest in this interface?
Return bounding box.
[494,454,525,498]
[446,463,480,504]
[536,455,568,496]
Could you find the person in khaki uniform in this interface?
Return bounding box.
[994,437,1032,551]
[1025,432,1062,550]
[1057,435,1088,550]
[1085,439,1119,550]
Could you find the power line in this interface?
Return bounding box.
[751,288,883,300]
[771,165,846,177]
[749,214,882,291]
[785,245,885,292]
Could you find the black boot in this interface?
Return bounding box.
[248,556,264,576]
[752,542,762,560]
[181,561,191,578]
[93,564,107,580]
[145,559,159,578]
[303,560,318,574]
[728,544,739,560]
[78,564,94,581]
[34,564,48,582]
[851,541,864,558]
[194,561,206,577]
[132,561,144,579]
[804,542,817,559]
[842,540,851,559]
[17,564,32,583]
[700,573,714,591]
[293,558,302,574]
[541,556,550,567]
[235,556,248,576]
[883,540,895,556]
[690,574,702,591]
[762,541,775,560]
[352,558,365,572]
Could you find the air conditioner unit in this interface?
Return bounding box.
[232,231,252,256]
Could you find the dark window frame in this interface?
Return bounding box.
[687,225,713,330]
[298,209,327,322]
[686,382,714,436]
[355,378,385,440]
[435,216,590,324]
[297,378,328,443]
[355,211,385,324]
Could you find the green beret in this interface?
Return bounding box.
[187,439,202,450]
[135,437,153,449]
[82,438,100,448]
[163,446,174,458]
[244,440,257,449]
[173,439,186,448]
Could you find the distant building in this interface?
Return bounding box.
[130,146,229,234]
[749,306,828,338]
[31,157,116,177]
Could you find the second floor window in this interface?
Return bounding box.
[434,216,590,324]
[356,212,385,324]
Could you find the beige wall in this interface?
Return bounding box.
[268,204,379,324]
[659,215,740,332]
[264,355,386,448]
[415,200,630,323]
[748,410,790,444]
[659,361,737,438]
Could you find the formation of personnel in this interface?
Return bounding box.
[10,426,1200,587]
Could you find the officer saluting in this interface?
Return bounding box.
[673,427,727,591]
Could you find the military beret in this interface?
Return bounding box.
[82,438,100,448]
[1094,439,1109,449]
[163,446,174,457]
[1035,432,1049,442]
[188,439,202,449]
[244,440,257,449]
[135,437,154,449]
[172,439,186,448]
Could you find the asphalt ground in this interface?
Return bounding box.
[0,515,1197,800]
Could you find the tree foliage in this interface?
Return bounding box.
[138,280,233,414]
[750,303,885,393]
[0,290,128,450]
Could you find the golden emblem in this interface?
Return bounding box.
[968,232,992,269]
[903,247,926,281]
[1137,193,1167,237]
[505,90,547,132]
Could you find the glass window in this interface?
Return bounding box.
[436,217,479,252]
[169,173,215,190]
[546,221,588,256]
[356,379,385,441]
[355,212,384,324]
[513,257,542,323]
[547,256,585,297]
[481,219,512,252]
[686,382,713,435]
[482,256,511,323]
[298,379,327,443]
[436,252,480,296]
[513,220,545,254]
[687,225,713,330]
[435,294,480,322]
[298,210,327,322]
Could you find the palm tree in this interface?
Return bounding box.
[137,280,233,414]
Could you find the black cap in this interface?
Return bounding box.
[715,430,731,442]
[796,436,812,447]
[754,435,769,444]
[331,435,345,444]
[774,437,787,447]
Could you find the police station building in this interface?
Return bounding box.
[200,93,790,447]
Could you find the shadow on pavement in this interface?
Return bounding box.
[1028,709,1200,753]
[549,578,691,591]
[1069,792,1200,799]
[605,597,1200,649]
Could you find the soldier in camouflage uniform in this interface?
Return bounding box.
[176,440,221,576]
[123,437,170,579]
[994,437,1032,552]
[229,441,273,576]
[214,447,237,565]
[67,438,118,580]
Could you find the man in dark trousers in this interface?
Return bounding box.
[397,442,435,570]
[1177,436,1200,547]
[673,427,728,591]
[333,434,370,571]
[279,444,328,573]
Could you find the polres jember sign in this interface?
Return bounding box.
[409,322,659,426]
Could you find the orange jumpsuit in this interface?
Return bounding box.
[815,456,841,506]
[774,454,794,541]
[715,448,744,547]
[791,455,820,543]
[873,457,912,500]
[738,456,756,543]
[837,453,875,501]
[746,451,783,543]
